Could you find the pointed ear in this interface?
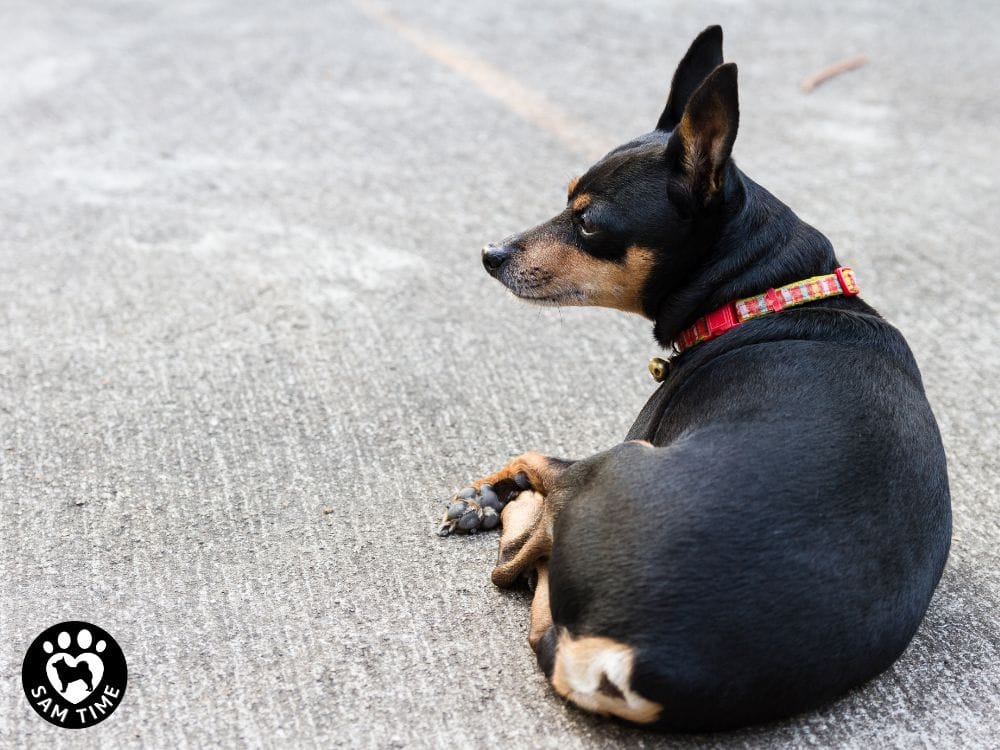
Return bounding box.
[666,63,739,198]
[656,25,724,132]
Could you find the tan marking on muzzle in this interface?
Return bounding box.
[518,239,656,316]
[573,244,656,314]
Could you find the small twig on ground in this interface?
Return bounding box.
[801,55,868,93]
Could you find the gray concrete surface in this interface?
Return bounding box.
[1,0,998,747]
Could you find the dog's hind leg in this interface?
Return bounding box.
[492,490,558,659]
[491,490,554,588]
[495,446,664,725]
[504,497,663,726]
[529,563,554,650]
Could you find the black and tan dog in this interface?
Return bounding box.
[440,26,951,731]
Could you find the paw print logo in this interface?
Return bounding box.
[42,627,106,704]
[22,621,127,728]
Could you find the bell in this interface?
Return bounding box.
[648,357,671,383]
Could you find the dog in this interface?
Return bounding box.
[50,655,95,694]
[439,25,951,732]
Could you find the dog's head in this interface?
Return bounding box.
[482,26,738,319]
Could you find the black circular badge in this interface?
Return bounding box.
[22,621,127,728]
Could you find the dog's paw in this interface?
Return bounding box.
[435,483,512,537]
[436,462,540,537]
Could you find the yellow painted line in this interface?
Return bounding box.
[352,0,611,160]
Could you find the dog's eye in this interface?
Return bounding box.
[578,213,599,237]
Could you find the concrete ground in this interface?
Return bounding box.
[1,0,998,747]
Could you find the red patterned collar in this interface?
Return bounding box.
[672,266,860,354]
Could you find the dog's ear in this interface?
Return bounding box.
[656,25,724,132]
[666,63,739,198]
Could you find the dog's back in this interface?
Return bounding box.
[545,303,950,729]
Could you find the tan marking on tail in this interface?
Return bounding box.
[551,632,662,724]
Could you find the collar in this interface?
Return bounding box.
[649,267,859,379]
[675,265,860,353]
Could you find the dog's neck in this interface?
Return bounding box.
[651,168,841,349]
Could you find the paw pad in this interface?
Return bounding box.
[437,483,507,536]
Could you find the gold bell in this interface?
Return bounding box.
[648,357,671,383]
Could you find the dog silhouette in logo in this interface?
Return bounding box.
[50,656,95,693]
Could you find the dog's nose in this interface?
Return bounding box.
[482,244,513,275]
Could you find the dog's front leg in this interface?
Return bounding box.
[437,452,573,536]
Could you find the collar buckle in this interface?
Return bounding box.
[705,302,740,338]
[835,266,860,295]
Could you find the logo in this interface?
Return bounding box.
[22,621,127,728]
